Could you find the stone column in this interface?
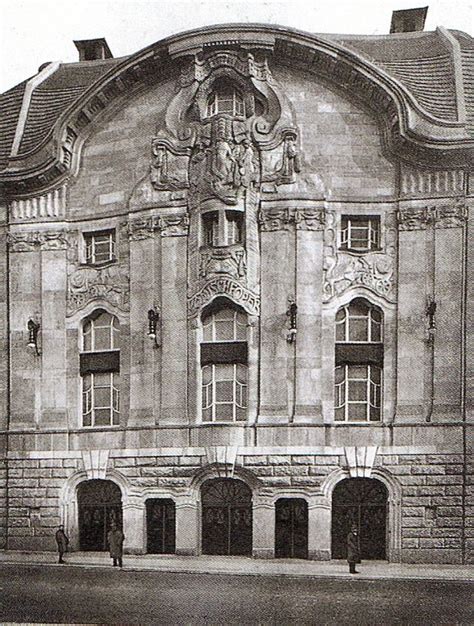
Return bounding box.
[40,245,67,428]
[308,498,331,560]
[175,500,199,555]
[128,227,161,426]
[160,214,188,424]
[396,206,431,422]
[123,501,146,554]
[294,206,324,422]
[252,498,275,559]
[259,204,293,422]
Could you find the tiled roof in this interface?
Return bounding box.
[18,58,124,156]
[0,27,472,175]
[335,31,458,121]
[0,81,28,170]
[452,31,474,135]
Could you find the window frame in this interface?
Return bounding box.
[83,228,116,266]
[201,363,248,422]
[200,303,248,423]
[80,310,120,428]
[339,215,380,253]
[334,364,382,422]
[334,299,383,423]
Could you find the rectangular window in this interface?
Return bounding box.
[340,216,380,252]
[202,212,219,247]
[334,364,381,422]
[82,372,120,427]
[84,229,116,265]
[201,363,247,422]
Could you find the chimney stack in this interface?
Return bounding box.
[390,7,428,33]
[74,38,113,61]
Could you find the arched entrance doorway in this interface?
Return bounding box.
[77,480,122,551]
[275,498,308,559]
[146,499,176,554]
[331,478,388,560]
[201,478,252,556]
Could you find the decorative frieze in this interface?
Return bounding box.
[126,213,189,240]
[398,204,467,230]
[188,277,260,317]
[258,207,325,231]
[10,186,67,221]
[8,229,68,252]
[397,207,434,231]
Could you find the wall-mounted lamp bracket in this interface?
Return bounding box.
[286,297,297,343]
[147,307,161,346]
[27,319,41,356]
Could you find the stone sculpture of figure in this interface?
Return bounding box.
[281,132,301,179]
[236,138,258,188]
[212,136,236,184]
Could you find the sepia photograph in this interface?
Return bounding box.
[0,0,473,623]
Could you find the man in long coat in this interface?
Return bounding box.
[347,523,361,574]
[107,522,125,568]
[55,525,69,564]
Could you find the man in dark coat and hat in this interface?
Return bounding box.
[347,523,361,574]
[107,522,125,568]
[55,525,69,564]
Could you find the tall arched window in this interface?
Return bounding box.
[201,301,248,422]
[334,299,383,422]
[80,310,120,427]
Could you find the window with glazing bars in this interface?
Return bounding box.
[81,310,120,427]
[334,299,383,422]
[340,216,380,252]
[200,305,248,422]
[84,229,116,264]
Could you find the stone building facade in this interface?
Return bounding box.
[0,23,473,564]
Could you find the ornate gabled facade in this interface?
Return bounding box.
[0,23,472,564]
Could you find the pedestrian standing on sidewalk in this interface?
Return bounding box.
[55,525,69,564]
[107,522,124,568]
[347,523,361,574]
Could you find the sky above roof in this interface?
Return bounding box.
[1,0,473,93]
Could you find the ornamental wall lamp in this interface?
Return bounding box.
[147,307,161,346]
[286,297,297,343]
[426,298,437,344]
[27,318,41,356]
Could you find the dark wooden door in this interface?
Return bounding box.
[201,478,252,556]
[146,499,176,554]
[331,478,387,559]
[275,498,308,559]
[78,480,122,551]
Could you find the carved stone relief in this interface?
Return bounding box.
[258,207,325,231]
[323,211,397,303]
[398,204,467,230]
[126,213,189,240]
[8,230,68,252]
[67,264,129,315]
[199,246,246,279]
[188,277,260,318]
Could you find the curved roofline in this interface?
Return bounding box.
[2,23,473,194]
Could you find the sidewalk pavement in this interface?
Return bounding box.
[0,550,472,582]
